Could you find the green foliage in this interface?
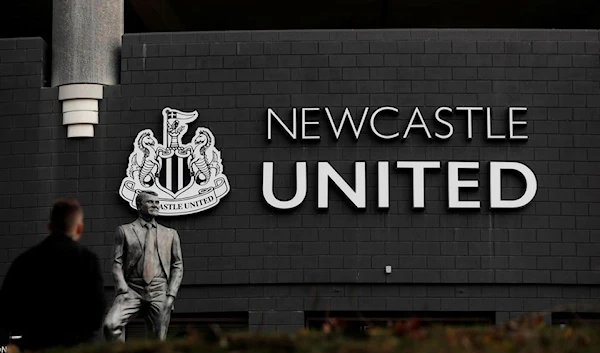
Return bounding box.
[37,316,599,353]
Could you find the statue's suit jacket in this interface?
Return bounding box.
[112,220,183,298]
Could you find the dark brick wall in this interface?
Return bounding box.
[1,30,599,331]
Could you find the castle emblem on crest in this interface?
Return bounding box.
[119,107,230,216]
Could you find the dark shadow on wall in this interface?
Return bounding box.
[2,0,600,42]
[123,0,600,32]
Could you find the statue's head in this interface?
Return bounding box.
[136,190,160,219]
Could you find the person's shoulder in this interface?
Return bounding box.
[77,242,95,255]
[10,246,36,266]
[77,245,100,265]
[6,243,42,274]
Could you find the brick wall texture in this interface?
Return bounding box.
[0,29,599,331]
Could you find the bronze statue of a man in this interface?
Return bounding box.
[104,191,183,341]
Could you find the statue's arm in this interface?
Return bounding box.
[167,230,183,298]
[112,226,129,295]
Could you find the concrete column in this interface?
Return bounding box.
[58,84,103,138]
[52,0,123,86]
[52,0,123,137]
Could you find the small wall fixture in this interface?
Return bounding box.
[58,84,103,138]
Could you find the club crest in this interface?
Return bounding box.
[119,107,230,216]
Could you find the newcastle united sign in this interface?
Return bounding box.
[120,105,538,216]
[119,107,230,216]
[263,106,538,211]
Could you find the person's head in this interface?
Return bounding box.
[48,198,84,241]
[135,191,160,220]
